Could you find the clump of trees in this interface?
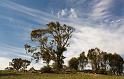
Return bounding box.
[68,48,124,75]
[10,58,31,71]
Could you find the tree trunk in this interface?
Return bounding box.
[55,47,65,71]
[56,55,63,71]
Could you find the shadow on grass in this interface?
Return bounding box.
[0,73,21,77]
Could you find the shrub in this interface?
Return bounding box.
[96,69,107,75]
[40,66,53,73]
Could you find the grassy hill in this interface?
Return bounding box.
[0,70,124,79]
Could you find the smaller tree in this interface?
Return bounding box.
[87,48,101,72]
[5,67,14,70]
[40,66,53,73]
[78,52,88,71]
[10,58,31,71]
[22,59,31,70]
[68,57,79,70]
[107,53,124,75]
[29,67,37,73]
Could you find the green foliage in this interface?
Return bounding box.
[106,53,123,75]
[86,48,124,75]
[40,66,53,73]
[5,67,14,70]
[96,69,107,74]
[78,52,88,71]
[69,57,79,70]
[87,48,101,72]
[10,58,31,71]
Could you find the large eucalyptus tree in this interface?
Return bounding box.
[25,22,74,70]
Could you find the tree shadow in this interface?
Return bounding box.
[0,73,21,77]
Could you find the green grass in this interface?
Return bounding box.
[0,71,124,79]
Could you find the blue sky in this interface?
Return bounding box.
[0,0,124,70]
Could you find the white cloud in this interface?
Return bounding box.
[57,8,78,19]
[57,9,68,18]
[61,9,67,16]
[27,60,46,70]
[64,22,124,61]
[0,57,11,70]
[69,8,78,18]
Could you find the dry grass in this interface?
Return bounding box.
[0,71,124,79]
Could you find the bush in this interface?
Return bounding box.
[40,66,53,73]
[96,69,107,75]
[82,70,93,73]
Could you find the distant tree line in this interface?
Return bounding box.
[68,48,124,75]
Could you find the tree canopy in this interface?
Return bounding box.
[25,22,74,70]
[69,57,79,70]
[10,58,30,71]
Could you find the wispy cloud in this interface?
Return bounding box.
[0,15,35,31]
[0,0,56,24]
[64,21,124,60]
[90,0,112,20]
[0,43,30,58]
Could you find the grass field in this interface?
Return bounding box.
[0,71,124,79]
